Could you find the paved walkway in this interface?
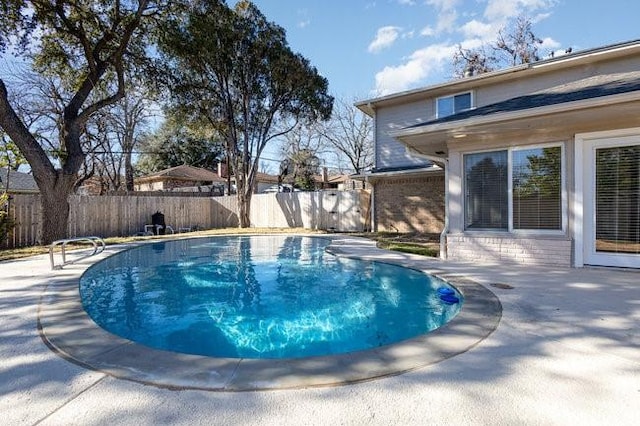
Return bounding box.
[1,236,639,425]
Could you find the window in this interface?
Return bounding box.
[464,151,508,229]
[512,147,562,230]
[595,144,640,253]
[464,144,564,232]
[437,92,472,118]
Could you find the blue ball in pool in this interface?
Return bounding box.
[437,287,455,296]
[439,294,460,304]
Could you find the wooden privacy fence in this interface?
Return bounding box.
[2,190,370,249]
[251,190,371,231]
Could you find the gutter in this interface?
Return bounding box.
[405,147,449,260]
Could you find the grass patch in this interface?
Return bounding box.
[376,241,440,257]
[351,232,440,257]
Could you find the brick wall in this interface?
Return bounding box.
[447,234,573,266]
[374,174,445,233]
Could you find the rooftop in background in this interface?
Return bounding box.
[0,169,39,193]
[134,165,226,184]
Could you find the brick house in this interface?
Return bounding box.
[356,39,640,268]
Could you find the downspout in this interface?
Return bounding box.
[368,102,376,233]
[365,171,374,232]
[405,147,449,260]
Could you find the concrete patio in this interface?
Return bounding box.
[1,236,639,425]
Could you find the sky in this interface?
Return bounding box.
[233,0,640,100]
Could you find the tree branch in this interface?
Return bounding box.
[0,79,55,180]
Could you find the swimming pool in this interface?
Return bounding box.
[80,235,462,359]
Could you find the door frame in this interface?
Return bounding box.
[575,128,640,268]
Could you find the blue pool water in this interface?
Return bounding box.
[80,236,463,359]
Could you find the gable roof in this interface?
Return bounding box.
[410,71,640,129]
[135,165,226,183]
[0,169,39,193]
[356,39,640,116]
[391,69,640,158]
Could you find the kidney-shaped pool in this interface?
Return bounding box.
[80,235,462,359]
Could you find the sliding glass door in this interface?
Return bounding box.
[584,136,640,267]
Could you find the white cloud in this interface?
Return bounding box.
[373,43,456,95]
[298,19,310,28]
[460,19,499,41]
[403,30,416,39]
[540,36,560,50]
[426,0,460,10]
[484,0,555,22]
[423,0,461,35]
[397,0,416,5]
[420,25,434,37]
[435,10,458,34]
[371,0,558,95]
[368,26,402,53]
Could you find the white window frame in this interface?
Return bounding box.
[462,142,567,235]
[575,127,640,268]
[436,91,474,118]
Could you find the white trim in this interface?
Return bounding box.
[462,149,509,231]
[510,143,567,235]
[436,91,474,119]
[462,142,566,235]
[352,166,443,180]
[577,128,640,268]
[574,137,584,267]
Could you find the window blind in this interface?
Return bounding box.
[512,147,562,230]
[464,150,508,229]
[595,145,640,254]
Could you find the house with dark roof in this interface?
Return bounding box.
[355,39,640,268]
[0,169,39,194]
[134,165,227,193]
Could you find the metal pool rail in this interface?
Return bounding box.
[49,236,106,270]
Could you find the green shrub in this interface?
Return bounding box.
[0,192,13,242]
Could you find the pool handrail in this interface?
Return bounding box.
[49,236,106,270]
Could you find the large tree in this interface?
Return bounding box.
[453,15,544,78]
[160,0,333,227]
[102,83,153,191]
[277,123,324,191]
[136,112,226,176]
[0,0,165,243]
[317,97,373,174]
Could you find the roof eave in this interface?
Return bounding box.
[351,165,443,181]
[392,90,640,140]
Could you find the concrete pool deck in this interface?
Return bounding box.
[1,235,639,424]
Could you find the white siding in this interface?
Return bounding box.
[375,99,433,169]
[476,56,640,109]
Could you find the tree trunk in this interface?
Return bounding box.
[237,189,252,228]
[124,151,134,191]
[37,172,76,244]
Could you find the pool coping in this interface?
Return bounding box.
[37,234,502,391]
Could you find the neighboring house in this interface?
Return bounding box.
[321,174,370,191]
[257,172,362,193]
[0,169,39,194]
[356,39,640,268]
[134,165,227,193]
[253,172,281,193]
